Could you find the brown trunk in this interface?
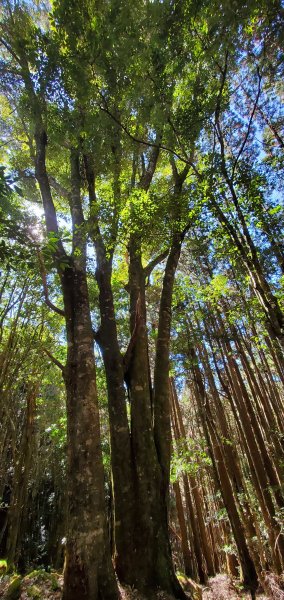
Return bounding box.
[171,379,213,581]
[264,335,284,384]
[205,419,257,591]
[237,344,284,466]
[223,524,239,578]
[173,481,194,578]
[226,352,284,509]
[201,484,221,574]
[120,151,186,597]
[154,232,184,493]
[196,338,264,574]
[210,311,284,511]
[214,94,284,347]
[127,249,184,595]
[62,267,118,600]
[212,332,284,572]
[209,188,284,347]
[153,161,189,494]
[84,156,136,583]
[34,136,118,599]
[236,327,284,436]
[170,389,206,582]
[189,348,258,593]
[6,383,38,569]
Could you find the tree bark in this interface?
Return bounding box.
[189,347,258,593]
[84,155,136,583]
[6,383,38,569]
[123,151,186,597]
[34,133,118,599]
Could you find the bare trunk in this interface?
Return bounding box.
[34,137,118,599]
[173,481,194,578]
[6,384,37,569]
[189,348,258,593]
[85,157,136,583]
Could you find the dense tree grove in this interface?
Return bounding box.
[0,1,283,599]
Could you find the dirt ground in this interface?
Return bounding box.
[1,572,283,599]
[202,575,269,600]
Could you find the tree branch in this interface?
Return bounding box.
[144,249,169,278]
[170,156,190,187]
[37,250,65,317]
[0,36,21,63]
[48,175,71,200]
[43,348,65,372]
[232,69,262,178]
[123,293,142,375]
[99,102,199,173]
[242,72,284,150]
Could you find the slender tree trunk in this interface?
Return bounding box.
[154,232,184,492]
[211,329,284,572]
[173,481,194,578]
[6,383,38,569]
[196,339,263,576]
[171,379,213,581]
[209,189,284,348]
[189,347,258,593]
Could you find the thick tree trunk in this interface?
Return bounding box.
[123,238,185,596]
[85,151,185,596]
[84,156,136,583]
[61,266,118,600]
[34,136,118,599]
[120,153,187,597]
[95,264,136,583]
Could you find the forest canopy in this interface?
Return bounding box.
[0,1,284,599]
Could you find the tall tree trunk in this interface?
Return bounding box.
[127,239,183,595]
[195,339,262,576]
[209,190,284,348]
[85,149,186,596]
[154,231,184,492]
[171,379,211,582]
[211,328,284,572]
[6,383,38,569]
[61,266,118,600]
[189,347,258,593]
[84,156,136,583]
[34,133,118,599]
[213,78,284,348]
[173,481,194,578]
[123,152,186,596]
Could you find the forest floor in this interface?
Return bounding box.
[0,571,282,600]
[202,575,269,600]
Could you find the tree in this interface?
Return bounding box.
[0,1,284,598]
[0,4,118,598]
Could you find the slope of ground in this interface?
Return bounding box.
[1,571,283,600]
[202,575,269,600]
